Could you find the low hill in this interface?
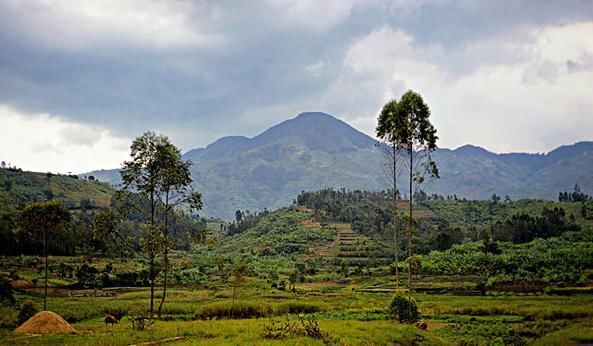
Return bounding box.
[0,168,115,209]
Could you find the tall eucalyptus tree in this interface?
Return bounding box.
[391,91,439,300]
[376,100,403,289]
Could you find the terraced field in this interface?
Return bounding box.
[316,223,392,268]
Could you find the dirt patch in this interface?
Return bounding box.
[14,311,76,334]
[424,321,450,330]
[10,279,34,289]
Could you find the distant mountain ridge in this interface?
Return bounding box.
[88,112,593,219]
[184,112,376,162]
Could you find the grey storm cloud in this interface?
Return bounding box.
[0,0,592,152]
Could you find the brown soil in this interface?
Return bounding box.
[14,311,76,334]
[10,279,34,289]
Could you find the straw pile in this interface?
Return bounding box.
[14,311,75,334]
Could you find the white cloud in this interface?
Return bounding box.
[0,104,130,173]
[324,22,593,153]
[304,61,326,76]
[263,0,358,33]
[0,0,224,51]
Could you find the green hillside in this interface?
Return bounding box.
[0,168,115,209]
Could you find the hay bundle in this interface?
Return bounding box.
[14,311,75,334]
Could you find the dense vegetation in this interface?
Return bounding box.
[0,167,208,269]
[295,188,593,287]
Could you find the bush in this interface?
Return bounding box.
[389,294,420,323]
[280,302,323,314]
[261,315,332,344]
[129,316,154,331]
[18,300,37,325]
[195,301,273,319]
[0,275,16,305]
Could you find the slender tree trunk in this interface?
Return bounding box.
[391,145,399,290]
[230,284,237,319]
[43,228,48,311]
[149,191,155,318]
[158,191,170,318]
[158,249,168,318]
[149,254,155,317]
[408,148,413,303]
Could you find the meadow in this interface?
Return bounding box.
[2,254,593,345]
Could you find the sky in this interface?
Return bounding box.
[1,0,593,173]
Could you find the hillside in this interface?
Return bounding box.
[0,168,115,209]
[88,112,593,219]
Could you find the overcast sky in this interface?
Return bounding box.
[1,0,593,173]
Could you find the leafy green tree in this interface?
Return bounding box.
[389,294,419,323]
[18,201,71,310]
[87,209,120,262]
[0,190,17,255]
[390,90,439,301]
[119,131,202,318]
[377,99,403,289]
[156,137,202,317]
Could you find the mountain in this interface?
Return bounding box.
[185,112,376,162]
[87,112,593,219]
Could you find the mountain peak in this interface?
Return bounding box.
[454,144,492,155]
[252,112,376,153]
[294,111,335,120]
[183,111,376,161]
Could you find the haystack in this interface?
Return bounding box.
[14,311,75,334]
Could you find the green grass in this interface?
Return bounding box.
[0,318,448,345]
[2,280,593,345]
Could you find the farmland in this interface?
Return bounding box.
[2,203,593,345]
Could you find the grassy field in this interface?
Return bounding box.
[2,280,593,345]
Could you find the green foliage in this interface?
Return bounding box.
[195,301,274,319]
[0,167,114,209]
[118,131,203,316]
[421,237,593,284]
[17,201,73,256]
[422,199,590,235]
[558,184,591,202]
[218,208,331,256]
[195,300,326,320]
[17,300,37,325]
[0,274,15,306]
[389,294,420,323]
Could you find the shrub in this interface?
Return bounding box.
[195,302,273,319]
[18,301,37,325]
[389,294,420,323]
[261,316,298,339]
[0,275,15,305]
[280,302,323,314]
[261,315,332,344]
[129,316,154,331]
